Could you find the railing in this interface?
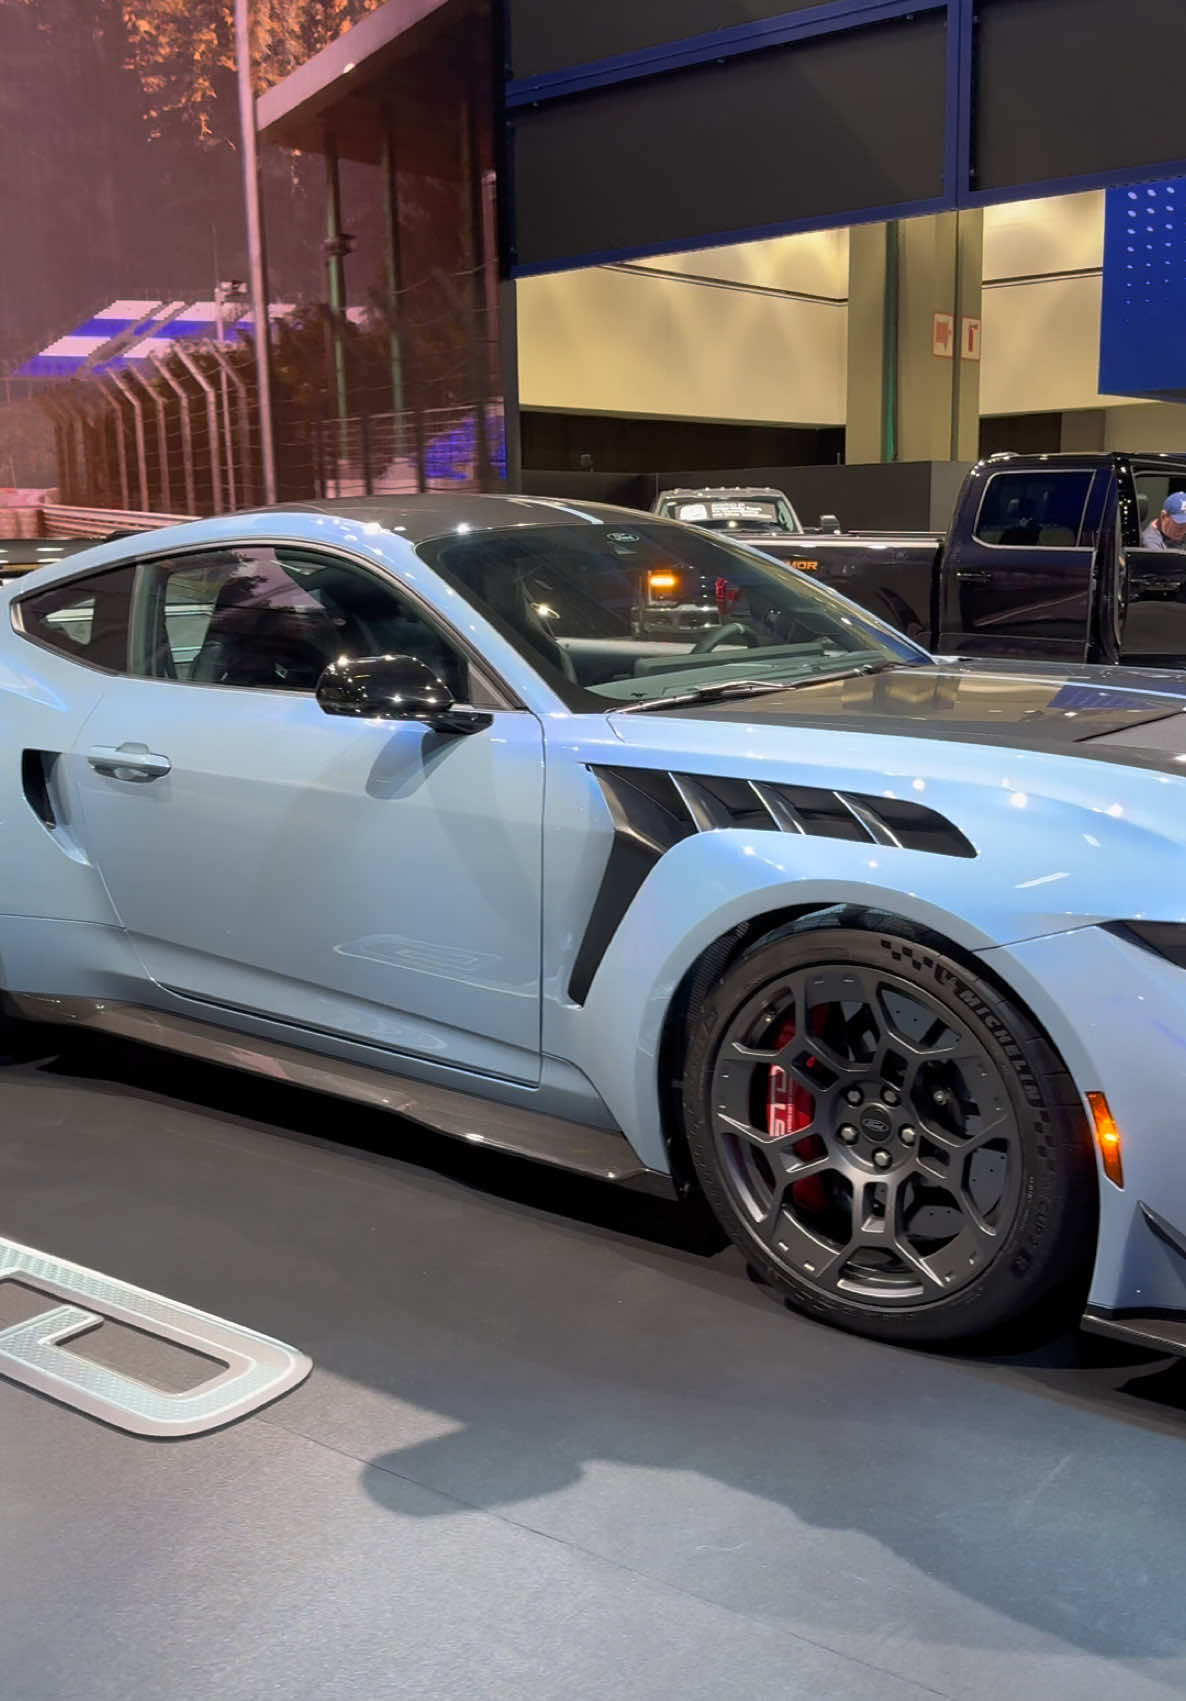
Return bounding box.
[39,503,196,538]
[313,405,507,498]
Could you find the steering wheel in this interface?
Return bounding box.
[691,619,759,655]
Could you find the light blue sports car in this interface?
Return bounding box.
[6,495,1186,1355]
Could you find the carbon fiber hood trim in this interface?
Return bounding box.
[651,664,1186,773]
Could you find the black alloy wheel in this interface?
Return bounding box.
[682,923,1097,1348]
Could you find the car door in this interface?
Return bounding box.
[72,542,545,1084]
[936,465,1101,658]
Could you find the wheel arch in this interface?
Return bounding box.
[653,900,1095,1197]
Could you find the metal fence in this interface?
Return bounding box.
[311,405,507,498]
[25,290,505,521]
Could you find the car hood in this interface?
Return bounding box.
[613,661,1186,774]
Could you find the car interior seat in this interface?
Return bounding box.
[190,575,339,689]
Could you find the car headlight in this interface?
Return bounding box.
[1105,920,1186,969]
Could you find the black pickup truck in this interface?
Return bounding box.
[764,452,1186,668]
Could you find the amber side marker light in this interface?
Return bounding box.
[648,570,679,592]
[1087,1092,1124,1188]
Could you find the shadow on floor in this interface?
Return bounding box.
[7,1025,1186,1666]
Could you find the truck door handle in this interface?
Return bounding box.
[87,744,172,782]
[953,570,992,585]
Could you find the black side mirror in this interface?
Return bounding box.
[819,513,841,533]
[315,655,492,736]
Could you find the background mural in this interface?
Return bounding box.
[0,0,502,512]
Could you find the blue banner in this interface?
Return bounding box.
[1099,178,1186,400]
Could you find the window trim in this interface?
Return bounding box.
[971,469,1094,552]
[31,536,524,710]
[12,561,138,675]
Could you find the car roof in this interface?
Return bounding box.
[237,493,654,545]
[660,487,786,500]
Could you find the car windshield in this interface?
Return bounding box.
[417,519,929,707]
[665,496,800,535]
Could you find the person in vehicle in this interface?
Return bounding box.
[1140,490,1186,549]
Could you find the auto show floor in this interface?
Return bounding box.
[4,1030,1186,1701]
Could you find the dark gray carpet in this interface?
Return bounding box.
[2,1029,1185,1701]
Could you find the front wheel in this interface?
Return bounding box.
[681,923,1097,1348]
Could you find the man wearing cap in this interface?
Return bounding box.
[1141,491,1186,549]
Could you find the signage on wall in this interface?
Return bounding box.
[0,1236,312,1436]
[932,312,955,359]
[962,317,982,361]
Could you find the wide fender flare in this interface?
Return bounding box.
[573,830,1023,1173]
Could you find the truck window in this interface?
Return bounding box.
[1133,471,1186,540]
[973,472,1092,548]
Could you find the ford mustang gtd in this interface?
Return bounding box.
[6,496,1186,1356]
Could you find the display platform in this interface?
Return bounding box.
[4,1027,1186,1701]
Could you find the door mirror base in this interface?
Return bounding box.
[424,707,494,737]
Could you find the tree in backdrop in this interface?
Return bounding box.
[15,0,384,141]
[0,0,384,364]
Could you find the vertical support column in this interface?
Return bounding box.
[847,212,981,464]
[896,210,982,463]
[111,373,150,511]
[132,366,173,512]
[500,279,522,492]
[154,355,198,516]
[846,221,893,465]
[323,133,351,470]
[100,383,131,510]
[235,0,278,503]
[950,208,983,462]
[460,71,494,492]
[379,107,406,459]
[175,345,223,513]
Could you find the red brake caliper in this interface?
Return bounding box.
[766,1014,828,1211]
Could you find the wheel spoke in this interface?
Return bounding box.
[955,1184,999,1244]
[918,1106,1009,1156]
[884,1232,948,1296]
[716,1109,826,1154]
[776,1148,832,1183]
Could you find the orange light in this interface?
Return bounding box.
[1087,1092,1124,1188]
[648,570,679,592]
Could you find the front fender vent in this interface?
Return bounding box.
[662,771,975,859]
[568,767,976,1004]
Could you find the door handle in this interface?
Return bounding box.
[953,570,992,585]
[87,743,172,782]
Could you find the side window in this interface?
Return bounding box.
[131,546,468,698]
[1133,471,1186,544]
[15,563,137,671]
[973,472,1092,548]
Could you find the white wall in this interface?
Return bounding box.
[982,191,1106,280]
[1103,401,1186,448]
[516,229,848,426]
[516,190,1177,434]
[630,228,850,298]
[980,191,1145,416]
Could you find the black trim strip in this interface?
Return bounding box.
[1140,1201,1186,1266]
[1081,1306,1186,1357]
[568,768,695,1004]
[569,764,976,1005]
